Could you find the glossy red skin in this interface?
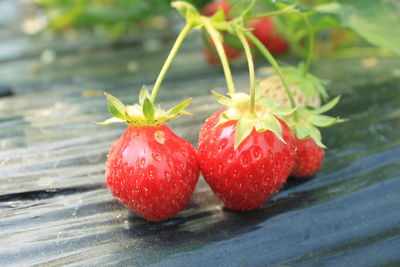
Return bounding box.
[202,1,230,18]
[198,111,296,210]
[106,125,200,221]
[250,18,289,54]
[292,137,324,177]
[203,44,241,65]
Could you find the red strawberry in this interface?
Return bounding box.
[292,137,324,178]
[202,0,230,18]
[198,111,296,210]
[106,125,200,221]
[284,96,344,178]
[198,109,225,142]
[100,90,199,221]
[250,17,289,54]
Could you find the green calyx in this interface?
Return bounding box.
[282,62,329,100]
[98,86,192,127]
[212,88,295,149]
[285,96,346,148]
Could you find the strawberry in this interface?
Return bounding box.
[198,92,296,210]
[250,17,289,54]
[259,64,329,109]
[260,75,322,108]
[282,95,344,178]
[198,108,225,142]
[100,88,199,221]
[106,125,199,221]
[292,137,324,177]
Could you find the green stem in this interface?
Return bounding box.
[245,31,299,121]
[295,11,314,76]
[250,5,296,19]
[251,6,314,76]
[237,30,256,116]
[204,19,236,94]
[150,23,192,103]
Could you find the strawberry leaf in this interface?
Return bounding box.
[256,114,285,144]
[97,117,125,125]
[139,85,150,105]
[104,92,127,120]
[296,124,326,148]
[314,96,340,114]
[167,98,192,116]
[282,63,329,100]
[211,8,226,23]
[234,118,254,149]
[212,90,234,106]
[142,98,155,121]
[311,115,341,127]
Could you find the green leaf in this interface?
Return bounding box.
[171,1,197,17]
[307,125,325,148]
[211,8,226,23]
[97,117,125,125]
[139,85,150,105]
[229,0,255,19]
[311,115,339,127]
[212,90,234,106]
[263,115,285,144]
[315,0,400,55]
[104,92,127,120]
[171,1,199,25]
[315,3,341,13]
[167,98,192,116]
[271,107,296,116]
[234,118,254,150]
[142,98,155,121]
[315,96,340,114]
[296,124,325,148]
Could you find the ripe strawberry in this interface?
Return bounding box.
[198,109,225,142]
[106,125,200,221]
[292,137,324,177]
[202,0,230,18]
[100,89,199,221]
[281,96,344,178]
[198,116,295,210]
[198,92,296,210]
[250,17,289,54]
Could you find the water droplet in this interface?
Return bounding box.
[138,158,146,168]
[218,139,228,151]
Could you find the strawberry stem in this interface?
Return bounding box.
[245,31,299,121]
[296,11,314,76]
[237,30,256,116]
[204,19,236,94]
[250,5,296,19]
[150,23,192,103]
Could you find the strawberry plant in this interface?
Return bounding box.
[100,0,388,219]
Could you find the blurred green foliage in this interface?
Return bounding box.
[36,0,400,57]
[36,0,212,38]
